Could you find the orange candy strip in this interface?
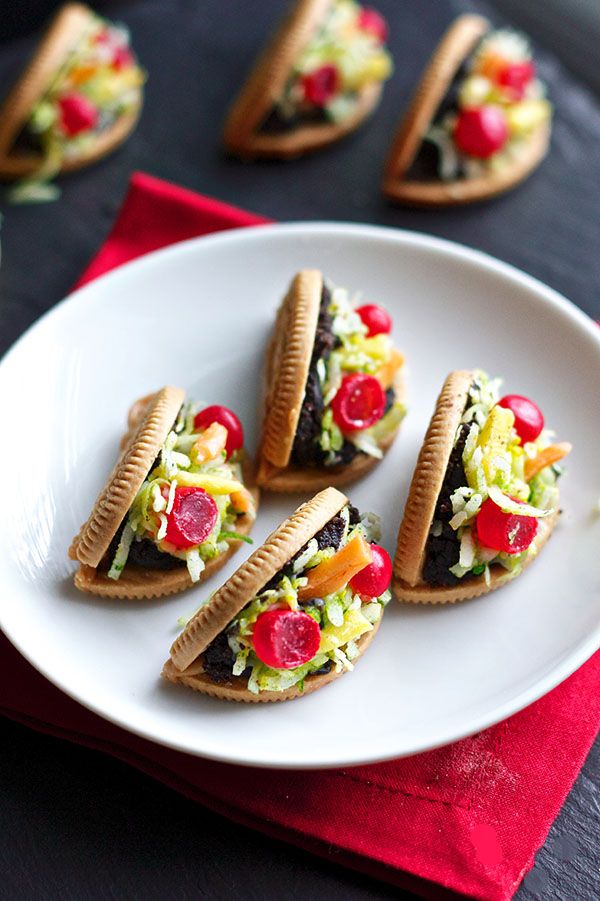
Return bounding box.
[524,442,572,481]
[191,422,228,464]
[375,348,404,390]
[297,534,372,601]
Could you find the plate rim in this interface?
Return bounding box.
[1,220,599,769]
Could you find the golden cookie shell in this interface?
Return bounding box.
[383,124,550,207]
[162,619,380,703]
[229,83,382,160]
[393,370,474,589]
[382,14,550,206]
[384,15,488,183]
[258,269,323,471]
[0,3,92,163]
[70,386,185,569]
[223,0,332,152]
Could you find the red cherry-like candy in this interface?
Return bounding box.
[93,28,112,45]
[356,303,392,337]
[331,373,386,433]
[475,497,538,555]
[454,106,509,158]
[497,395,544,444]
[165,487,218,549]
[349,543,392,598]
[357,7,389,42]
[58,93,99,136]
[112,46,134,71]
[497,60,535,99]
[252,608,321,670]
[193,405,244,457]
[301,64,340,106]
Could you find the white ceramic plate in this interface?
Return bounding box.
[1,223,599,769]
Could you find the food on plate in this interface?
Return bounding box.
[69,387,258,599]
[382,15,551,205]
[162,487,392,701]
[393,369,571,602]
[223,0,392,159]
[256,270,406,491]
[0,2,145,201]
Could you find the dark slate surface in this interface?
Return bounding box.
[0,1,599,898]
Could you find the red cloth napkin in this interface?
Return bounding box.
[3,172,600,901]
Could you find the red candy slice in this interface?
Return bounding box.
[112,46,134,71]
[475,497,538,555]
[349,543,392,598]
[58,93,99,136]
[301,64,340,106]
[357,7,389,42]
[497,395,544,444]
[193,405,244,457]
[356,303,392,337]
[164,487,218,549]
[497,60,535,99]
[252,608,321,669]
[331,373,386,433]
[454,106,508,158]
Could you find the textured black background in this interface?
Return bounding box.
[1,1,599,899]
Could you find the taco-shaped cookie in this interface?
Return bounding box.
[223,0,392,159]
[394,370,571,603]
[256,270,406,492]
[69,387,258,600]
[0,3,145,200]
[163,487,392,702]
[382,15,551,206]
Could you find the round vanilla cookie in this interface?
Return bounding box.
[232,83,383,160]
[257,269,323,476]
[70,386,186,571]
[0,2,142,179]
[394,369,474,590]
[161,619,381,703]
[222,0,382,159]
[381,14,550,206]
[70,388,259,600]
[393,370,559,603]
[69,386,185,569]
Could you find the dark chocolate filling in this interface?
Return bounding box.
[101,520,186,572]
[290,286,395,469]
[202,632,240,684]
[11,125,44,156]
[11,102,130,163]
[290,283,336,467]
[259,104,330,134]
[421,412,476,587]
[202,504,362,685]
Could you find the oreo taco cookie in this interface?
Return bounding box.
[223,0,392,159]
[69,387,258,600]
[163,487,393,703]
[382,15,551,206]
[394,370,570,603]
[0,3,144,192]
[256,269,406,492]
